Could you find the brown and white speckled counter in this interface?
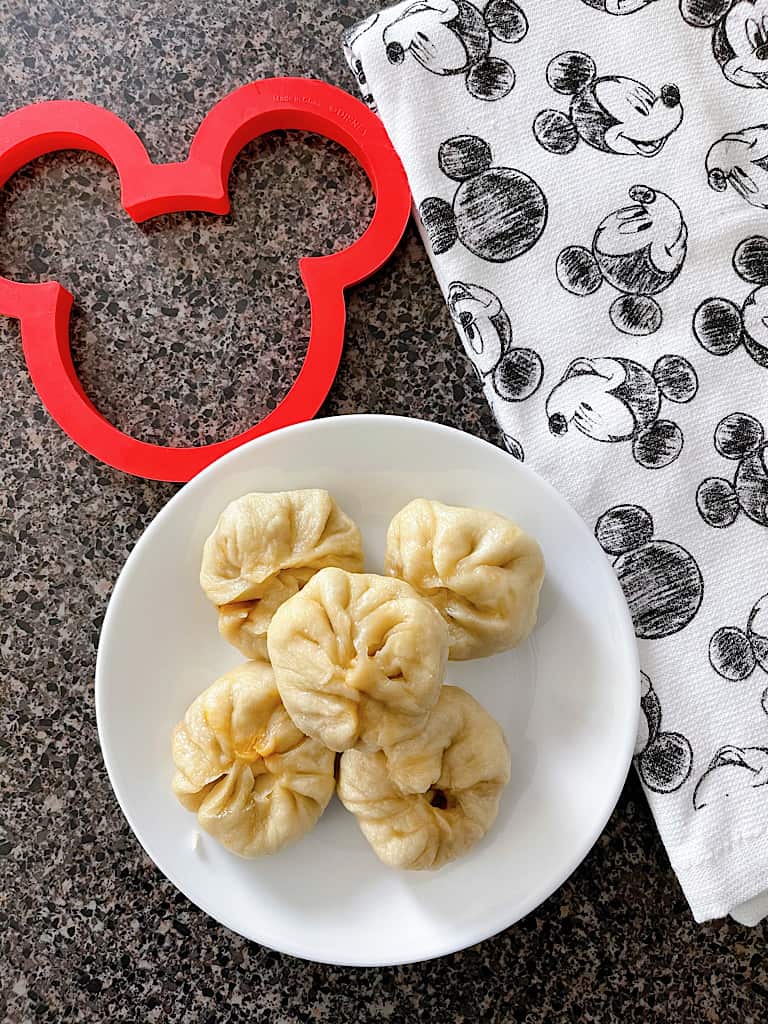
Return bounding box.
[1,2,766,1021]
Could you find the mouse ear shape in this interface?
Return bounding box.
[697,477,739,527]
[652,354,698,403]
[632,420,684,469]
[637,732,693,794]
[438,135,493,181]
[0,83,412,481]
[733,236,768,285]
[714,411,764,458]
[709,626,756,681]
[485,0,528,43]
[693,297,743,355]
[418,196,457,255]
[466,57,515,101]
[595,504,654,557]
[546,51,596,95]
[679,0,732,28]
[533,109,578,154]
[556,245,602,293]
[609,294,662,336]
[492,348,543,402]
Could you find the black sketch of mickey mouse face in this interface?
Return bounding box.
[693,236,768,368]
[556,185,687,335]
[533,51,682,157]
[595,504,703,639]
[582,2,768,90]
[635,671,693,793]
[709,592,768,680]
[714,0,768,88]
[693,745,768,810]
[447,281,543,402]
[382,0,528,101]
[696,412,768,528]
[546,355,697,468]
[706,125,768,208]
[419,135,547,262]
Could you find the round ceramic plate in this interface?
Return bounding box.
[96,415,639,966]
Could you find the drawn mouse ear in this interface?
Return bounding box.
[595,504,654,557]
[466,57,516,101]
[709,626,756,681]
[632,420,684,469]
[556,246,601,293]
[609,294,662,336]
[679,0,732,28]
[418,196,457,255]
[637,732,693,794]
[546,52,596,96]
[485,0,528,43]
[493,348,543,402]
[693,297,743,355]
[438,135,493,181]
[533,109,578,155]
[652,354,698,403]
[714,411,764,459]
[733,236,768,285]
[696,477,739,527]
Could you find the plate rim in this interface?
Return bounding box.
[95,413,640,966]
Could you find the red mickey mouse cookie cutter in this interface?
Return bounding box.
[0,78,411,481]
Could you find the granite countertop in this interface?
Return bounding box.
[1,2,766,1021]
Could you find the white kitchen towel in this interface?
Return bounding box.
[344,0,768,924]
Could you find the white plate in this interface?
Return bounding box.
[96,415,639,966]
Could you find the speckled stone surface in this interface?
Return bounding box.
[1,2,767,1021]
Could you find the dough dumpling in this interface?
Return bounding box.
[200,489,363,659]
[267,567,448,752]
[385,498,544,660]
[338,685,510,870]
[171,659,336,857]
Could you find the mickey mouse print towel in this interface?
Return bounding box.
[344,0,768,925]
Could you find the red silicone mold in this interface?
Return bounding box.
[0,78,411,481]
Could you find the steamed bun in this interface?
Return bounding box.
[171,659,336,857]
[200,489,363,659]
[338,686,510,869]
[385,498,544,660]
[267,567,448,752]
